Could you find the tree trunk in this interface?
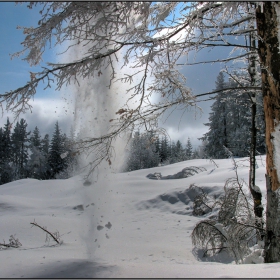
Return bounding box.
[223,103,228,150]
[248,27,264,232]
[256,2,280,263]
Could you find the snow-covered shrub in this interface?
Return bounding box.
[192,177,265,264]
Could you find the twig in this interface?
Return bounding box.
[30,221,60,244]
[0,235,22,249]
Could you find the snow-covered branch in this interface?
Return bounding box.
[2,2,259,174]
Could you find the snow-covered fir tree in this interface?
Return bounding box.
[125,131,160,171]
[200,72,230,158]
[170,140,185,163]
[55,131,77,179]
[62,127,78,177]
[185,138,193,160]
[28,126,47,179]
[226,76,252,157]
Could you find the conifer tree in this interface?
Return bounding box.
[169,141,177,164]
[125,131,160,171]
[160,136,171,163]
[201,72,230,158]
[11,119,30,179]
[41,134,50,158]
[172,140,185,162]
[63,127,78,176]
[48,121,67,178]
[0,118,13,184]
[30,126,41,148]
[28,126,46,179]
[185,138,193,160]
[226,77,252,157]
[201,72,265,159]
[40,133,50,179]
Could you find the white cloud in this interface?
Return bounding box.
[0,97,74,136]
[165,125,208,149]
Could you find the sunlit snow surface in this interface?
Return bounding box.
[1,156,280,278]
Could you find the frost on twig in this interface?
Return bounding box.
[0,235,22,249]
[30,220,62,245]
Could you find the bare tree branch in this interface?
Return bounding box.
[30,221,61,244]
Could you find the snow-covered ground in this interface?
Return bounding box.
[1,156,280,278]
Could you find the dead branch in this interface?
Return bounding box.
[30,221,61,244]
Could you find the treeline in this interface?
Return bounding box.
[124,131,200,171]
[0,118,77,185]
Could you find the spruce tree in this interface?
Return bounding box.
[160,136,170,163]
[169,141,177,164]
[30,126,41,148]
[172,140,185,162]
[11,119,30,179]
[185,138,193,160]
[48,122,67,178]
[226,76,251,157]
[201,72,229,159]
[28,126,46,179]
[42,134,50,157]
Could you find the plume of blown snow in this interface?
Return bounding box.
[63,35,131,263]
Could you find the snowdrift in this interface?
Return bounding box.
[1,156,280,278]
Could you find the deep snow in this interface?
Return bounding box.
[1,156,280,278]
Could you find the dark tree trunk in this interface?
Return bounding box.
[256,2,280,263]
[223,103,228,150]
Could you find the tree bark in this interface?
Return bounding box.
[256,2,280,263]
[248,27,264,231]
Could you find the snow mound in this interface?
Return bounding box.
[136,185,222,215]
[146,166,207,180]
[192,247,235,264]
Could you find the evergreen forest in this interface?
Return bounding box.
[1,71,266,182]
[0,118,77,185]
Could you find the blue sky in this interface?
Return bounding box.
[0,2,58,98]
[0,2,73,136]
